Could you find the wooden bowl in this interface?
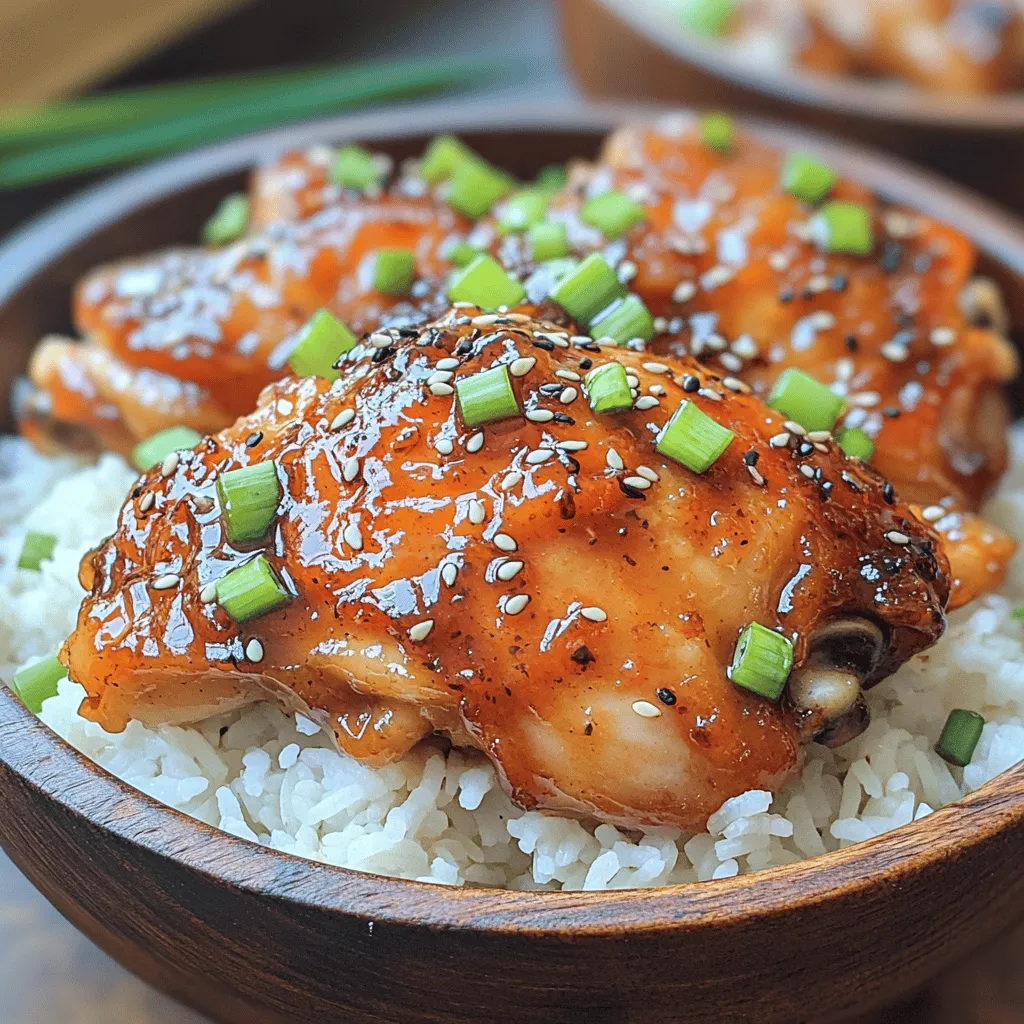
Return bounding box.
[2,101,1024,1024]
[558,0,1024,211]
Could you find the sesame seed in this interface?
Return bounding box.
[343,456,360,482]
[848,392,881,408]
[466,432,485,453]
[558,440,588,453]
[722,377,747,393]
[526,409,555,423]
[435,438,454,455]
[199,582,218,604]
[526,449,554,465]
[701,265,734,290]
[672,281,696,303]
[152,573,180,590]
[556,369,581,382]
[885,530,911,545]
[643,361,671,375]
[626,374,640,388]
[343,524,364,550]
[606,448,624,470]
[799,465,815,479]
[494,533,517,552]
[883,211,918,239]
[160,452,179,477]
[441,563,458,587]
[408,620,434,642]
[653,317,668,334]
[768,252,789,272]
[469,499,486,524]
[427,370,454,385]
[436,357,460,371]
[510,356,536,377]
[922,505,945,521]
[649,383,667,396]
[808,275,829,295]
[497,560,524,581]
[623,475,652,490]
[472,314,500,327]
[618,260,638,282]
[245,638,264,663]
[429,382,455,396]
[634,396,660,411]
[698,388,722,402]
[930,327,956,347]
[369,331,394,348]
[501,471,523,491]
[705,334,727,352]
[880,342,908,363]
[139,491,155,512]
[331,409,355,430]
[559,387,578,404]
[783,420,807,436]
[810,311,836,330]
[537,331,571,348]
[504,594,530,615]
[635,465,659,482]
[806,430,832,443]
[682,375,701,393]
[581,606,608,622]
[719,353,743,372]
[769,432,791,448]
[631,700,662,719]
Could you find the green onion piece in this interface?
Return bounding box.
[767,368,845,433]
[700,113,734,153]
[216,555,291,623]
[536,163,568,193]
[935,709,985,767]
[455,366,520,427]
[499,190,549,233]
[781,153,837,204]
[288,309,358,382]
[446,254,526,311]
[1012,607,1024,621]
[549,252,625,326]
[202,193,249,245]
[372,248,416,295]
[835,426,875,460]
[585,362,633,414]
[681,0,735,36]
[12,655,65,714]
[580,190,645,240]
[132,426,203,472]
[419,134,476,183]
[810,201,874,255]
[330,144,381,190]
[528,221,570,262]
[590,294,655,345]
[216,462,281,544]
[728,622,793,701]
[445,157,513,217]
[446,239,483,267]
[656,400,734,473]
[17,531,56,571]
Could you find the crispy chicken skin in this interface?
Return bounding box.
[62,310,948,831]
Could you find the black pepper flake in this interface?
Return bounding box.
[743,449,759,466]
[655,687,677,706]
[883,482,896,504]
[682,374,701,392]
[578,357,593,370]
[245,431,263,448]
[584,722,593,736]
[778,287,794,303]
[571,645,595,665]
[845,335,859,352]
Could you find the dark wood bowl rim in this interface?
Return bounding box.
[595,0,1024,130]
[2,99,1024,936]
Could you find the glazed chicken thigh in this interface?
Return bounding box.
[62,310,947,831]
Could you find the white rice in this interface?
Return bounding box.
[3,430,1024,890]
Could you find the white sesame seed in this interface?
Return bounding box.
[427,370,454,385]
[747,466,765,486]
[799,465,815,479]
[783,420,807,436]
[343,524,364,550]
[808,276,829,295]
[606,448,624,470]
[504,594,530,615]
[633,396,660,411]
[719,353,743,372]
[526,449,554,465]
[510,356,536,377]
[883,211,918,239]
[698,388,722,402]
[635,465,659,482]
[469,499,486,524]
[245,638,264,663]
[922,505,945,521]
[581,606,607,622]
[160,452,179,478]
[200,582,218,604]
[556,369,581,382]
[343,456,360,482]
[653,317,668,334]
[408,620,434,642]
[558,440,589,452]
[701,265,734,290]
[769,432,791,448]
[834,358,855,382]
[723,377,747,393]
[848,392,881,408]
[768,252,790,272]
[930,327,956,347]
[472,314,500,327]
[705,334,727,352]
[497,560,524,581]
[880,342,908,363]
[139,491,155,512]
[152,573,180,590]
[369,331,393,348]
[436,357,460,370]
[631,700,662,719]
[429,382,455,396]
[441,563,458,587]
[806,430,832,443]
[672,281,697,303]
[649,383,667,396]
[501,471,523,491]
[466,432,485,453]
[642,361,671,375]
[624,475,652,490]
[811,311,836,330]
[526,409,555,423]
[559,387,578,404]
[731,335,759,359]
[494,533,517,552]
[331,409,355,429]
[276,400,293,416]
[886,530,911,545]
[626,374,640,388]
[435,438,454,455]
[617,259,638,283]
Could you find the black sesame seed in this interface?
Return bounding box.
[778,288,795,303]
[797,442,815,457]
[620,479,648,500]
[880,241,904,273]
[845,334,859,352]
[743,449,759,466]
[578,357,593,370]
[553,412,575,425]
[455,339,474,355]
[245,431,263,448]
[655,687,677,706]
[372,346,395,363]
[533,338,556,351]
[682,374,701,392]
[883,482,895,504]
[571,646,595,665]
[831,274,848,292]
[539,383,563,397]
[884,407,901,419]
[912,254,932,274]
[584,722,594,736]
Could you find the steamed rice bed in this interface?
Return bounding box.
[2,431,1023,891]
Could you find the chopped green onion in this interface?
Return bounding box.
[536,163,568,193]
[455,366,520,428]
[590,295,655,345]
[528,221,570,262]
[132,426,203,472]
[445,239,484,267]
[700,113,734,153]
[935,709,984,767]
[585,362,633,414]
[446,254,526,311]
[728,623,793,701]
[216,555,291,623]
[372,248,416,295]
[12,655,66,714]
[418,134,476,183]
[202,193,249,244]
[810,201,874,255]
[17,531,56,571]
[781,153,836,204]
[681,0,735,36]
[1013,607,1024,621]
[330,144,381,190]
[656,400,734,473]
[499,190,548,233]
[580,190,645,239]
[288,309,357,382]
[549,252,625,326]
[767,368,845,433]
[217,462,281,544]
[445,157,513,217]
[836,426,875,460]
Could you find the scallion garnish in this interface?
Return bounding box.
[202,193,249,245]
[455,366,520,428]
[585,362,633,413]
[17,531,56,571]
[681,0,735,36]
[446,254,526,310]
[216,555,291,623]
[536,163,568,193]
[935,709,984,767]
[132,426,203,472]
[288,309,357,382]
[418,134,476,183]
[580,190,645,240]
[810,201,874,255]
[590,294,655,345]
[330,145,381,190]
[1012,607,1024,621]
[445,157,513,217]
[528,221,569,261]
[656,400,734,473]
[835,425,874,460]
[372,248,416,295]
[12,655,65,714]
[548,252,625,326]
[445,239,483,267]
[728,622,793,701]
[781,153,836,204]
[767,368,844,433]
[499,190,549,233]
[217,462,281,544]
[700,113,734,153]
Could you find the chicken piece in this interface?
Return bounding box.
[63,309,948,831]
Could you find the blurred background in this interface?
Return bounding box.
[2,0,1023,1020]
